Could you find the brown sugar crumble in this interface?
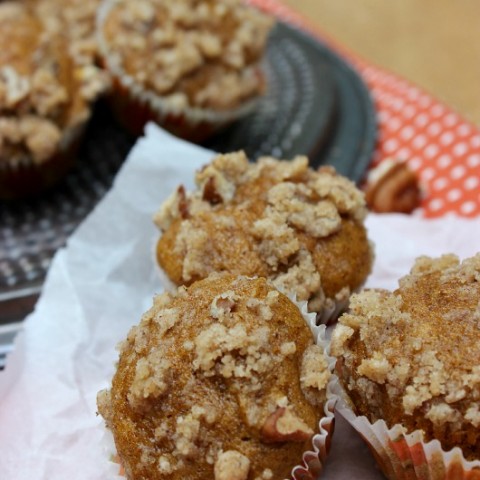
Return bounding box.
[99,0,274,110]
[155,151,374,318]
[0,1,108,166]
[331,253,480,460]
[97,274,331,480]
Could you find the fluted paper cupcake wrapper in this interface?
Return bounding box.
[332,379,480,480]
[315,286,351,326]
[100,293,339,479]
[96,0,261,140]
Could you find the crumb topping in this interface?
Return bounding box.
[98,275,331,479]
[155,151,372,314]
[214,450,250,480]
[0,2,107,165]
[332,253,480,458]
[100,0,274,110]
[301,344,331,406]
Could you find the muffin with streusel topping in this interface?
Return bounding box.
[0,2,108,199]
[96,0,274,139]
[331,253,480,479]
[97,274,335,480]
[154,151,374,324]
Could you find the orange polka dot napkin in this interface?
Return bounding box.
[250,0,480,218]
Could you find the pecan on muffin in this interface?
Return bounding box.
[96,0,274,139]
[97,274,335,480]
[154,152,374,324]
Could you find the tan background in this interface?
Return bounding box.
[282,0,480,126]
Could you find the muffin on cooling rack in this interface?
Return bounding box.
[96,0,274,140]
[154,152,374,324]
[0,2,107,200]
[331,253,480,479]
[97,274,336,480]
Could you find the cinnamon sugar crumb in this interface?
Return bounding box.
[300,344,331,406]
[193,323,272,379]
[214,450,250,480]
[128,351,171,407]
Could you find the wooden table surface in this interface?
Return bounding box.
[282,0,480,126]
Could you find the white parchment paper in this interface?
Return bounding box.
[1,124,479,480]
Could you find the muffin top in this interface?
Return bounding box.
[33,0,107,72]
[0,2,107,166]
[98,0,274,110]
[331,253,480,459]
[97,274,331,480]
[155,151,373,316]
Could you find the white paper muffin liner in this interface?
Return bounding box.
[286,293,338,480]
[96,0,262,138]
[100,289,339,479]
[315,286,351,326]
[332,378,480,480]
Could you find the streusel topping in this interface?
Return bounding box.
[331,253,480,459]
[0,2,107,165]
[155,151,373,316]
[97,274,330,480]
[99,0,274,110]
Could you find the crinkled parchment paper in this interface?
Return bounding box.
[1,124,479,480]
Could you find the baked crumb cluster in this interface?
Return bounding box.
[0,1,108,165]
[100,0,274,110]
[34,0,110,101]
[97,275,330,479]
[331,253,480,459]
[155,151,372,315]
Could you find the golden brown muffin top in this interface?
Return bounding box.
[331,253,480,459]
[97,274,331,480]
[98,0,274,110]
[33,0,109,86]
[0,1,108,166]
[155,151,372,315]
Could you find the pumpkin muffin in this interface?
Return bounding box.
[331,253,480,478]
[97,274,335,480]
[96,0,274,139]
[154,151,374,323]
[0,2,107,199]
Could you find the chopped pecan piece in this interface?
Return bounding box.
[177,185,189,219]
[365,159,421,214]
[202,176,223,205]
[261,407,313,443]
